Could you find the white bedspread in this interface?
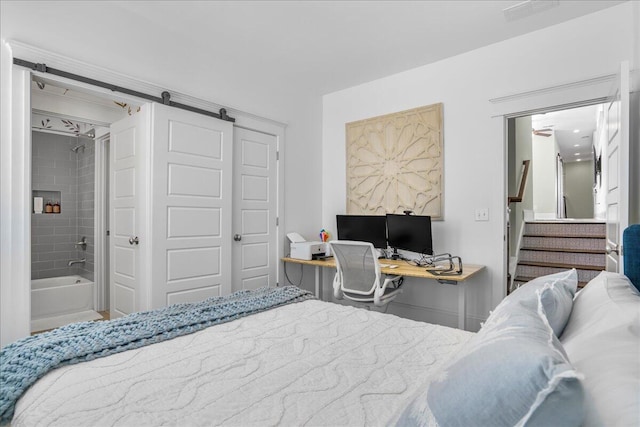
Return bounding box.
[13,300,473,426]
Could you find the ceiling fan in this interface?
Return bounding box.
[532,127,553,137]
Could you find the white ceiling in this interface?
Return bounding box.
[532,103,603,163]
[0,1,625,114]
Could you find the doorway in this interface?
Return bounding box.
[508,103,606,224]
[506,102,608,293]
[30,76,131,331]
[508,102,608,256]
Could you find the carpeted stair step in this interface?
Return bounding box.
[517,260,604,270]
[515,264,602,284]
[520,247,605,254]
[518,250,605,269]
[524,221,605,238]
[522,235,606,252]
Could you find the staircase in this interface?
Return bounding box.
[512,221,606,291]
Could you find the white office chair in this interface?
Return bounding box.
[329,240,403,307]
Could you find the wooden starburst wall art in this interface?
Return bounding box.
[345,103,443,219]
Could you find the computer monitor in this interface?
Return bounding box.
[386,214,433,255]
[336,215,387,249]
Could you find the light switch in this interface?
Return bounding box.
[475,208,489,221]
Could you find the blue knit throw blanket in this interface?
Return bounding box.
[0,285,314,424]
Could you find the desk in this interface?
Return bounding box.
[281,257,485,330]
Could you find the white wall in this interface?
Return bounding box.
[510,116,533,256]
[0,41,32,345]
[564,161,595,219]
[281,96,324,292]
[532,134,557,219]
[322,2,639,330]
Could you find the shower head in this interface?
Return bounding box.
[70,144,85,153]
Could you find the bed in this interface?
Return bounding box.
[2,226,639,426]
[4,291,473,426]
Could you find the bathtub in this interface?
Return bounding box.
[31,275,102,332]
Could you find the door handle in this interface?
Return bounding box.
[129,236,139,245]
[234,234,242,242]
[605,244,618,255]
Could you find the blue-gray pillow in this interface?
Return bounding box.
[508,269,578,337]
[395,289,584,427]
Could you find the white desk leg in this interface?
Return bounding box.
[315,265,322,300]
[458,281,466,330]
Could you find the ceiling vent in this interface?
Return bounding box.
[503,0,560,21]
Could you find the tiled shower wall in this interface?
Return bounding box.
[31,132,95,280]
[77,141,95,279]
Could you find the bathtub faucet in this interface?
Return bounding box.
[67,258,86,267]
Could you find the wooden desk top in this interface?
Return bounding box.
[281,257,484,282]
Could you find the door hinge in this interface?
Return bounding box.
[276,217,279,226]
[276,151,280,161]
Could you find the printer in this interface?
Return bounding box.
[288,232,327,260]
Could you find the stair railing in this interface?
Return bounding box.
[508,160,530,204]
[507,160,531,294]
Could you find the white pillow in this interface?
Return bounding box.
[507,269,578,337]
[395,284,585,427]
[560,271,640,427]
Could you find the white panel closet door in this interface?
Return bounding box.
[150,103,233,307]
[605,61,630,272]
[232,128,278,291]
[109,105,150,319]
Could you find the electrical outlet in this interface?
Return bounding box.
[475,208,489,221]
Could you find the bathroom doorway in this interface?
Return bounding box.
[29,75,136,332]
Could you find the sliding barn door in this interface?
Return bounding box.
[232,127,278,292]
[605,61,630,272]
[109,106,150,318]
[150,103,233,307]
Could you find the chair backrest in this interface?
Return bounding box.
[329,240,381,295]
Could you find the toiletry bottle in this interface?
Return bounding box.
[34,196,44,214]
[45,201,53,213]
[53,202,60,213]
